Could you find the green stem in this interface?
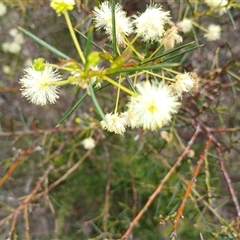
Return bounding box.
[124,36,143,61]
[147,43,162,60]
[50,80,71,86]
[143,70,175,82]
[63,10,86,64]
[162,68,181,75]
[191,20,207,32]
[102,75,137,96]
[114,75,122,113]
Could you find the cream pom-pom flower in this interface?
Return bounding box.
[204,24,221,41]
[127,81,180,130]
[120,111,139,129]
[93,1,133,45]
[19,65,62,106]
[204,0,229,15]
[177,18,193,33]
[171,72,198,97]
[100,112,127,135]
[133,5,171,42]
[82,137,96,150]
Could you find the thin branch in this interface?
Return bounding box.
[0,148,35,188]
[36,149,92,198]
[0,127,83,137]
[0,165,54,237]
[103,143,112,234]
[171,138,211,239]
[217,148,240,239]
[121,125,201,240]
[24,206,30,240]
[177,174,238,235]
[155,146,238,235]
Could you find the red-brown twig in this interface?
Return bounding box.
[120,125,201,240]
[103,144,112,234]
[194,117,240,238]
[24,205,30,240]
[170,138,211,239]
[0,148,35,188]
[193,119,225,151]
[35,149,92,198]
[207,127,239,133]
[217,148,240,240]
[0,127,83,137]
[0,165,54,238]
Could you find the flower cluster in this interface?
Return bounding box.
[176,0,227,42]
[2,28,25,54]
[100,111,142,135]
[101,74,198,134]
[18,2,200,136]
[177,19,221,42]
[93,2,133,45]
[204,0,229,15]
[93,2,179,45]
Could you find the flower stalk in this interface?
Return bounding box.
[63,10,86,64]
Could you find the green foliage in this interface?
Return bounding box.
[1,1,240,240]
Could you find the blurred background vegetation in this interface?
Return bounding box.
[0,0,240,239]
